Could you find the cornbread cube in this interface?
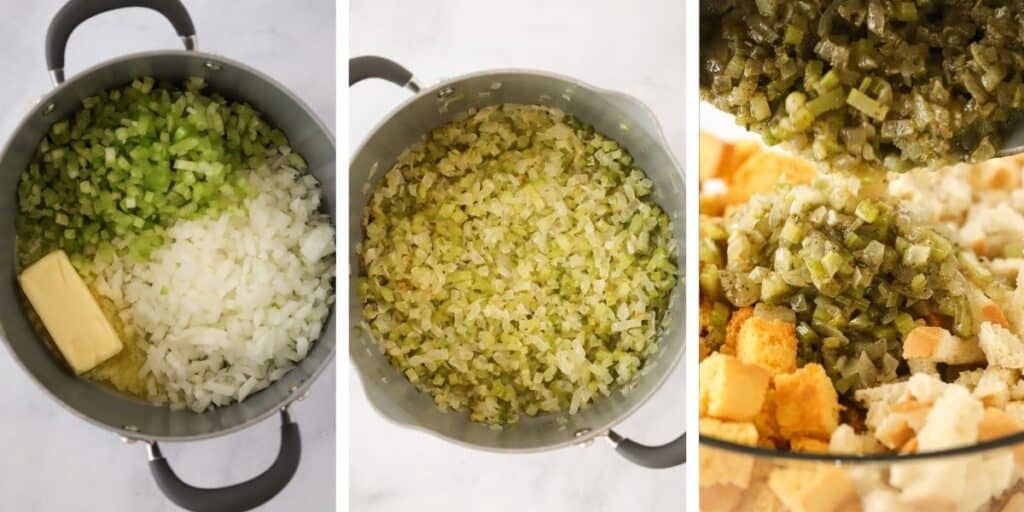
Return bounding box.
[700,418,758,488]
[737,316,797,376]
[700,353,771,421]
[790,437,830,453]
[768,466,856,512]
[902,326,985,364]
[754,388,780,442]
[774,364,840,440]
[724,306,754,350]
[700,417,759,445]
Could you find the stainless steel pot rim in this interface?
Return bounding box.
[349,67,684,452]
[0,48,337,443]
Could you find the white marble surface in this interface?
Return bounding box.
[0,1,335,510]
[350,1,686,511]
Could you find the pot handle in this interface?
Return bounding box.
[45,0,198,85]
[350,55,421,92]
[607,430,685,469]
[146,409,301,512]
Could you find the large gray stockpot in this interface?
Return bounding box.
[350,56,685,468]
[0,1,335,510]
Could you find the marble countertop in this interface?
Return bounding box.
[349,1,685,511]
[0,1,335,510]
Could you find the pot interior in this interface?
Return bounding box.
[349,71,685,451]
[0,51,336,441]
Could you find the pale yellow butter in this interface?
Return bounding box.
[19,250,123,374]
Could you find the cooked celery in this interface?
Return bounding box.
[700,0,1024,174]
[703,174,976,396]
[358,105,677,426]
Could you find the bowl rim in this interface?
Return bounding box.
[700,429,1024,463]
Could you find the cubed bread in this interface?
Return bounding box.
[700,417,759,445]
[738,481,788,512]
[790,437,830,453]
[980,322,1024,369]
[916,385,984,452]
[829,424,883,455]
[774,364,840,440]
[700,353,771,421]
[701,484,744,512]
[1001,493,1024,512]
[724,306,754,351]
[768,466,856,512]
[978,408,1024,465]
[874,399,931,449]
[754,387,780,442]
[700,418,758,488]
[974,368,1018,408]
[737,316,798,376]
[902,326,985,365]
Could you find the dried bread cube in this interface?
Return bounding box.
[700,353,771,421]
[902,326,985,365]
[874,399,931,450]
[737,316,798,376]
[1004,401,1024,426]
[978,408,1024,465]
[700,418,758,488]
[916,385,984,452]
[701,484,744,512]
[829,424,884,455]
[890,459,966,508]
[1001,493,1024,512]
[980,322,1024,369]
[974,368,1018,408]
[774,364,841,440]
[738,480,788,512]
[768,466,856,512]
[960,453,1015,512]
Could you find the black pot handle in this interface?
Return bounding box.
[349,55,421,92]
[46,0,197,85]
[607,431,685,469]
[146,409,301,512]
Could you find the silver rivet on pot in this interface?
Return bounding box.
[437,86,456,98]
[204,61,222,71]
[43,103,55,116]
[120,436,137,444]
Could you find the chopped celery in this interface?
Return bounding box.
[16,77,306,273]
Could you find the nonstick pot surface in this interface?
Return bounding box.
[0,50,336,441]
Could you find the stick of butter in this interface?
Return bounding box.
[19,250,123,374]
